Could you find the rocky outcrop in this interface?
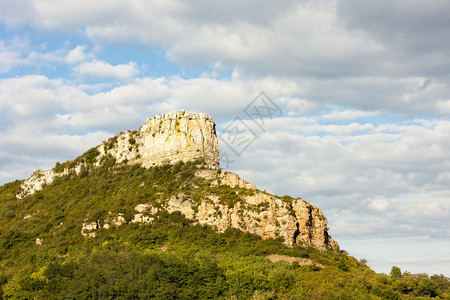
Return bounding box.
[81,221,98,237]
[98,111,219,168]
[195,169,257,190]
[161,191,338,251]
[103,212,126,229]
[18,170,57,199]
[18,165,84,199]
[131,204,158,224]
[292,201,339,250]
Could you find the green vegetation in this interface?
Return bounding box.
[53,147,100,173]
[107,135,118,149]
[0,157,449,299]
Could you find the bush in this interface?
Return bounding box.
[390,265,401,278]
[417,277,438,297]
[83,147,100,165]
[267,267,296,292]
[2,229,29,249]
[34,190,44,201]
[1,202,17,220]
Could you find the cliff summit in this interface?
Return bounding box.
[101,111,220,168]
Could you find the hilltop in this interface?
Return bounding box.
[17,111,338,251]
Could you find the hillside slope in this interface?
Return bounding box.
[1,160,449,299]
[0,111,448,299]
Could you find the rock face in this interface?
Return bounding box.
[18,165,84,199]
[161,187,339,251]
[18,170,57,199]
[17,110,339,251]
[99,111,219,168]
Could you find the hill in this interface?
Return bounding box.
[0,111,448,299]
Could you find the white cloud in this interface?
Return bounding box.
[76,59,139,80]
[285,98,319,116]
[0,1,426,76]
[0,39,29,73]
[321,108,381,120]
[367,198,391,212]
[0,38,99,75]
[65,45,93,64]
[0,0,35,27]
[34,0,126,31]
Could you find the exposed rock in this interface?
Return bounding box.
[134,204,151,213]
[18,170,59,199]
[35,238,43,245]
[166,194,196,219]
[98,111,219,169]
[195,169,257,190]
[81,221,98,237]
[266,254,324,267]
[131,204,158,224]
[119,186,338,250]
[103,212,126,229]
[131,213,154,224]
[160,191,338,251]
[18,164,85,199]
[292,201,340,250]
[78,185,337,250]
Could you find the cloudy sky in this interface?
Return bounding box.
[1,0,449,276]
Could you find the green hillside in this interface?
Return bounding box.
[0,153,448,299]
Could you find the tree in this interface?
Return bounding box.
[417,277,438,297]
[390,266,401,279]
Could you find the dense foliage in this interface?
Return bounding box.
[0,157,449,299]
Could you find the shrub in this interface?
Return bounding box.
[83,147,99,165]
[417,277,438,297]
[390,265,402,278]
[34,190,44,201]
[1,229,29,249]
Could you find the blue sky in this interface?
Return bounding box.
[1,0,449,276]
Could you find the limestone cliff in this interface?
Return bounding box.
[17,110,339,251]
[162,185,339,251]
[98,111,219,168]
[162,169,338,250]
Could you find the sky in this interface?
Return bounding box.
[0,0,449,276]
